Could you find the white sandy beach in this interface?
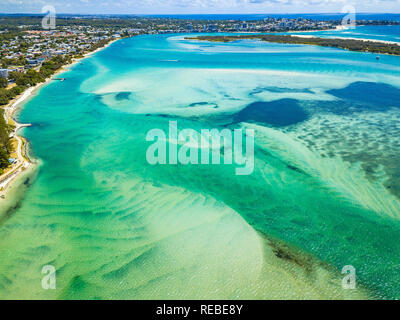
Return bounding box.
[291,34,400,46]
[0,38,121,196]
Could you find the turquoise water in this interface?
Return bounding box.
[291,25,400,43]
[1,32,400,299]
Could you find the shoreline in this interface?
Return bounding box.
[2,29,396,197]
[290,33,400,46]
[278,24,400,47]
[0,37,121,199]
[187,32,400,56]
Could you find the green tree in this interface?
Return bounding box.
[0,77,7,88]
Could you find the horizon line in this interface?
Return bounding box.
[0,12,400,16]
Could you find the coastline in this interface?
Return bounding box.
[187,32,400,56]
[0,25,399,300]
[290,33,400,46]
[0,37,121,200]
[287,25,346,33]
[278,25,400,46]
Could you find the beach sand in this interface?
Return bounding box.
[0,38,121,200]
[290,33,400,46]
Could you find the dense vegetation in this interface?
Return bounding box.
[0,54,72,106]
[187,34,400,56]
[1,56,27,68]
[0,16,189,32]
[0,16,139,30]
[0,37,114,106]
[0,109,11,171]
[0,35,115,172]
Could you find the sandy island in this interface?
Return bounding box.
[1,28,397,198]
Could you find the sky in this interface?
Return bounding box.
[0,0,399,14]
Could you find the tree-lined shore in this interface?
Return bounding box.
[186,34,400,56]
[0,38,114,174]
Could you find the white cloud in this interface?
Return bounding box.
[0,0,399,13]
